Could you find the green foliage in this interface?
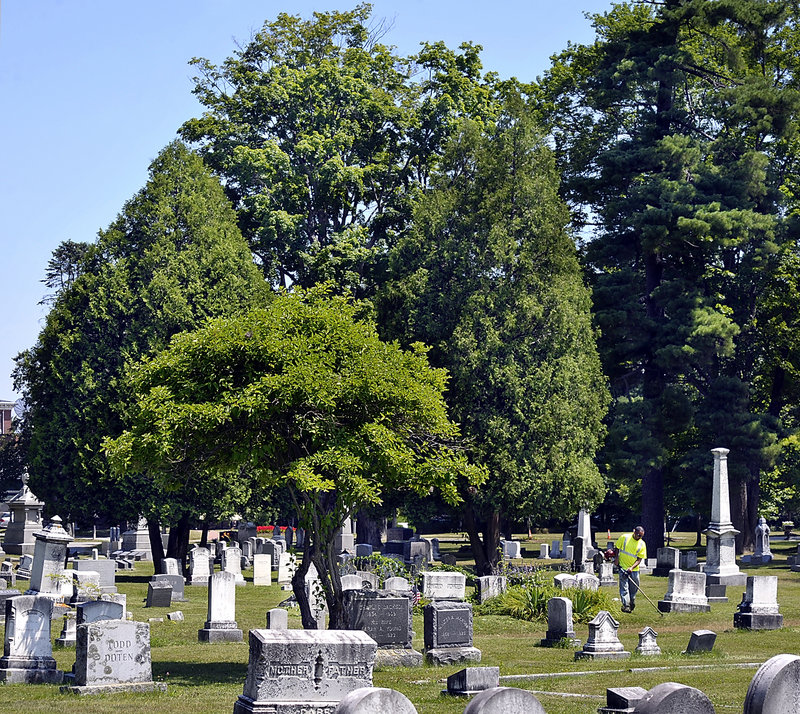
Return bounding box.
[346,553,410,584]
[477,583,617,624]
[14,141,268,525]
[181,4,501,296]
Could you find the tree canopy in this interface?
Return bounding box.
[104,286,485,627]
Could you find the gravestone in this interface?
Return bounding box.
[161,557,180,575]
[598,686,648,714]
[73,556,117,593]
[278,552,297,583]
[403,539,430,565]
[341,574,363,591]
[684,629,716,654]
[572,535,588,569]
[2,471,44,556]
[355,544,373,558]
[575,610,629,660]
[198,571,243,642]
[70,570,101,604]
[463,687,546,714]
[344,590,421,666]
[383,577,410,593]
[475,575,506,604]
[734,576,783,630]
[355,571,379,591]
[17,553,33,579]
[658,570,710,613]
[553,573,576,590]
[653,547,681,577]
[423,600,481,665]
[706,581,728,603]
[447,667,499,695]
[634,682,715,713]
[598,561,616,587]
[232,629,377,714]
[539,544,550,559]
[78,599,125,624]
[120,517,152,561]
[440,553,457,566]
[55,611,77,648]
[551,539,561,558]
[540,596,580,648]
[145,581,173,608]
[680,550,699,571]
[62,619,166,694]
[635,627,661,656]
[167,611,183,621]
[222,545,246,585]
[564,545,574,563]
[501,540,521,559]
[334,687,418,714]
[266,608,288,629]
[386,527,413,541]
[744,653,800,714]
[295,528,305,549]
[421,572,465,601]
[575,572,600,591]
[704,448,746,587]
[430,538,441,561]
[0,595,63,683]
[153,573,186,602]
[26,515,72,600]
[253,554,272,586]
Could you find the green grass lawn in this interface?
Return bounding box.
[2,533,800,713]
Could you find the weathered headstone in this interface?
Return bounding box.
[334,686,418,713]
[253,553,272,586]
[734,576,783,630]
[684,629,716,654]
[540,596,580,648]
[188,547,212,586]
[421,572,465,601]
[344,590,421,666]
[575,572,600,591]
[680,550,699,571]
[167,611,184,621]
[355,571,379,591]
[77,599,124,624]
[704,447,746,587]
[70,569,101,604]
[0,595,63,683]
[266,608,288,629]
[26,515,72,599]
[657,570,710,613]
[355,544,373,558]
[62,619,166,694]
[16,553,33,579]
[55,611,77,649]
[341,574,364,591]
[575,610,629,660]
[598,686,648,714]
[598,561,616,587]
[475,575,506,604]
[423,601,481,665]
[153,573,186,602]
[634,682,715,713]
[232,629,376,714]
[386,527,413,541]
[551,539,561,558]
[635,627,661,656]
[463,687,546,714]
[198,571,243,642]
[553,573,576,590]
[744,653,800,714]
[222,545,246,585]
[161,557,180,575]
[538,543,550,559]
[447,667,500,695]
[652,547,681,577]
[501,540,522,559]
[383,576,410,593]
[72,556,117,593]
[145,581,173,608]
[278,552,297,583]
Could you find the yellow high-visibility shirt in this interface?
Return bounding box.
[615,532,647,571]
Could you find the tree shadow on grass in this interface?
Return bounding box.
[153,660,247,686]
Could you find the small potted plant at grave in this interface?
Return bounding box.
[782,521,794,539]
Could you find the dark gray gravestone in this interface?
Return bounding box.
[744,653,800,714]
[153,573,186,602]
[382,541,405,556]
[684,630,716,654]
[344,590,421,666]
[447,667,499,695]
[76,600,124,624]
[598,686,647,713]
[634,682,715,713]
[145,581,173,608]
[422,601,481,665]
[0,589,21,612]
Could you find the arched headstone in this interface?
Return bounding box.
[334,687,417,713]
[463,687,546,714]
[744,654,800,714]
[634,682,715,713]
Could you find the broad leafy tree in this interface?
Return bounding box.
[104,287,485,628]
[14,141,268,565]
[380,104,609,573]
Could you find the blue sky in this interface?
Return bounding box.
[0,0,614,402]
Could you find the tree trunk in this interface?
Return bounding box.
[355,511,385,549]
[292,537,316,629]
[463,503,491,575]
[483,510,502,570]
[694,512,703,548]
[200,521,209,548]
[166,511,191,575]
[147,517,164,574]
[745,472,760,551]
[641,466,665,557]
[731,473,749,554]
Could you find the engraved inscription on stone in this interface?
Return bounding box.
[349,598,408,646]
[437,611,468,646]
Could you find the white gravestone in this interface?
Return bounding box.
[734,575,783,630]
[189,547,212,585]
[540,597,580,648]
[421,572,465,601]
[27,515,72,600]
[198,571,243,642]
[657,570,710,613]
[278,552,297,583]
[463,687,546,714]
[575,610,629,660]
[751,517,773,565]
[475,576,506,604]
[0,594,63,683]
[383,577,410,593]
[635,626,661,656]
[704,447,746,586]
[222,545,246,585]
[334,687,418,714]
[253,554,272,586]
[744,653,800,714]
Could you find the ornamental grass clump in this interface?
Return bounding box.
[477,582,618,623]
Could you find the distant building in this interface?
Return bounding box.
[0,401,14,434]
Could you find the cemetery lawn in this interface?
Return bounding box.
[3,532,800,713]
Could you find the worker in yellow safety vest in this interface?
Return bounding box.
[614,526,646,613]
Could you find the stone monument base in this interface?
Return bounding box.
[61,681,168,696]
[198,622,243,642]
[706,584,728,603]
[539,634,581,648]
[574,649,630,661]
[705,572,747,587]
[733,612,783,630]
[0,661,63,684]
[424,646,482,665]
[657,600,711,613]
[374,648,423,667]
[233,697,336,714]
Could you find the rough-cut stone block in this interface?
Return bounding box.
[145,581,172,608]
[446,667,499,695]
[463,687,546,713]
[744,653,800,714]
[598,686,648,714]
[233,629,377,714]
